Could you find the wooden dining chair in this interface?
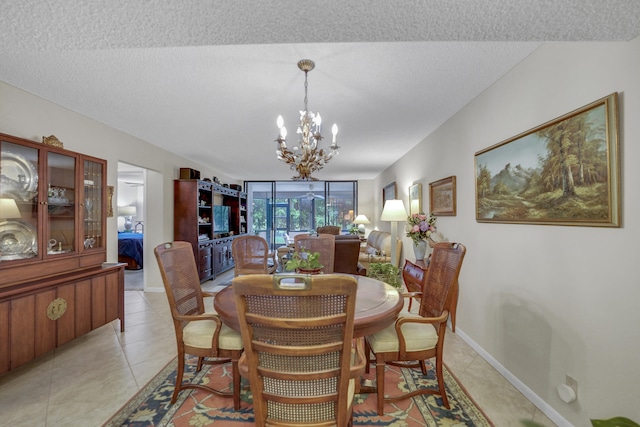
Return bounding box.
[294,234,336,273]
[231,235,277,276]
[365,242,466,415]
[154,241,243,409]
[232,274,366,427]
[316,225,341,235]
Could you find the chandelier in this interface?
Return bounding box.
[274,59,339,181]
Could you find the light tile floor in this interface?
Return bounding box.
[0,270,556,427]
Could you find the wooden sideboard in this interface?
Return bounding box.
[0,264,124,374]
[402,258,458,332]
[402,259,428,312]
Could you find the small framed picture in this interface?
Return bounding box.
[429,176,457,216]
[382,182,397,208]
[409,183,422,215]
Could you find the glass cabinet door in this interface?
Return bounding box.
[0,140,39,261]
[46,152,76,255]
[82,159,104,251]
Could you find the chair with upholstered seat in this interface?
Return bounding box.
[233,274,366,427]
[365,242,466,415]
[294,234,336,273]
[232,235,278,277]
[154,241,244,409]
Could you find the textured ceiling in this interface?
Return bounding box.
[1,1,639,181]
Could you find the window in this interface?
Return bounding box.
[245,181,357,249]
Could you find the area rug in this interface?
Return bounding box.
[104,356,493,427]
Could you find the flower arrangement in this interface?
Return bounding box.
[406,212,437,245]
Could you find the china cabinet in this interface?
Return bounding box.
[0,133,124,375]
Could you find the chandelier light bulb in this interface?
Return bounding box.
[277,115,284,129]
[331,124,338,143]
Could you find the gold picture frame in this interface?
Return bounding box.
[429,176,457,216]
[106,185,114,217]
[474,93,620,227]
[409,183,422,215]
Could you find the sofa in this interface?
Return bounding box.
[358,230,402,269]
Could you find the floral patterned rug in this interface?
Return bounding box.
[104,357,493,426]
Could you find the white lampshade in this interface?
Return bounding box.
[0,198,21,219]
[353,214,370,225]
[119,206,136,217]
[380,200,407,222]
[353,214,370,234]
[380,200,407,267]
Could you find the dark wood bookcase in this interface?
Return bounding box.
[173,179,247,282]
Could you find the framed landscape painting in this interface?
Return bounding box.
[382,182,397,208]
[474,93,620,227]
[429,176,456,216]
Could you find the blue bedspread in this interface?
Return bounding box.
[118,232,143,267]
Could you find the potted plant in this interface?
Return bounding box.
[285,249,324,274]
[367,262,402,288]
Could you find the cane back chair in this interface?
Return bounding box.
[294,234,336,273]
[154,241,243,409]
[365,242,466,415]
[233,274,366,426]
[232,235,278,276]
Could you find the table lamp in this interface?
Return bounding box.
[0,198,22,260]
[0,199,21,219]
[119,205,137,231]
[380,200,407,267]
[353,214,370,235]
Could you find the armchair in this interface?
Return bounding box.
[233,274,366,426]
[365,242,466,415]
[154,241,244,409]
[231,235,277,276]
[294,234,335,273]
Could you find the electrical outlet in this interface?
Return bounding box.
[566,374,578,396]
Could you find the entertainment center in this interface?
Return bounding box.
[173,179,247,281]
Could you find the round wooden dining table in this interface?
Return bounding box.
[213,274,404,337]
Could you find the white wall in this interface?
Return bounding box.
[377,38,640,425]
[0,81,238,290]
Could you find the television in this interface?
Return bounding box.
[213,205,230,233]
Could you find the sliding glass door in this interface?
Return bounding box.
[245,181,357,250]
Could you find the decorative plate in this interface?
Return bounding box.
[0,150,38,201]
[0,220,37,260]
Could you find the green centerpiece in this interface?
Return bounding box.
[285,249,324,274]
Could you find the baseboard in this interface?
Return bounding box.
[454,328,573,427]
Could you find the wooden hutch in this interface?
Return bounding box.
[0,133,124,375]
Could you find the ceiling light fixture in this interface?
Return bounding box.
[275,59,339,181]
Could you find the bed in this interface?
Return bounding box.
[118,232,143,270]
